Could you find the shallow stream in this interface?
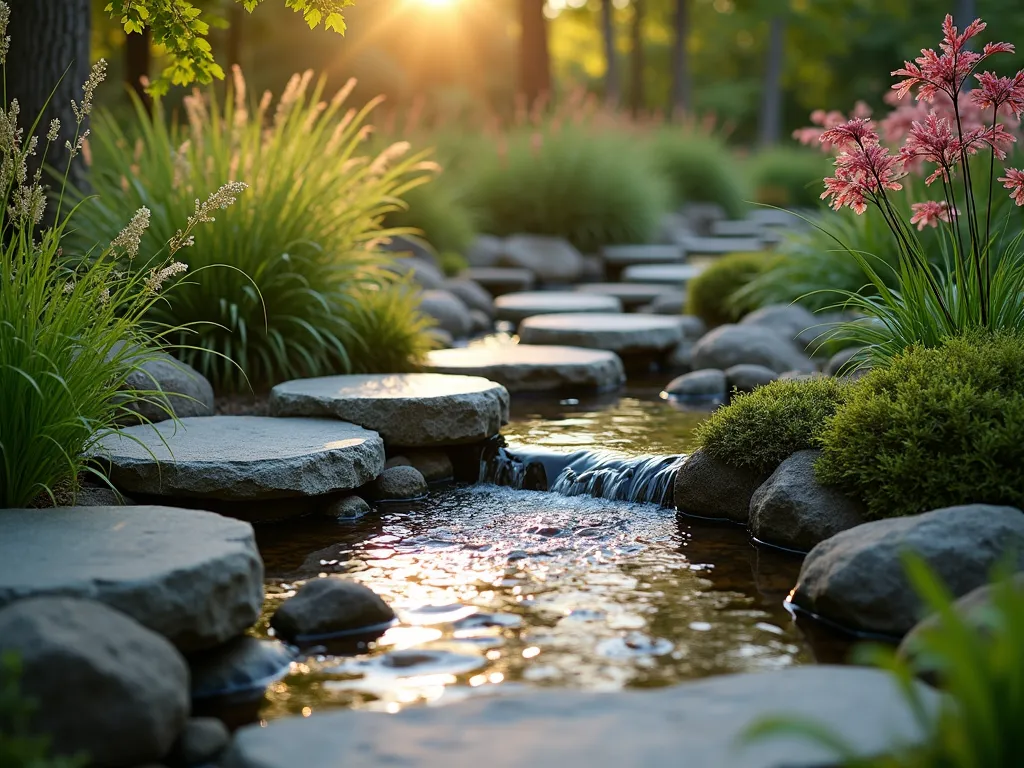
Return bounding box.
[253,385,850,718]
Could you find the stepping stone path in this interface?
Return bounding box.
[710,220,765,238]
[0,506,263,651]
[96,416,384,502]
[270,373,509,448]
[621,264,704,287]
[518,313,684,356]
[494,291,622,325]
[221,666,937,768]
[463,267,535,297]
[681,236,765,256]
[425,345,625,393]
[575,283,680,310]
[600,244,684,267]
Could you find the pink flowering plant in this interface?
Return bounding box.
[809,15,1024,365]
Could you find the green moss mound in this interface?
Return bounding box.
[747,147,832,209]
[816,333,1024,520]
[651,133,747,218]
[686,252,771,327]
[696,377,851,475]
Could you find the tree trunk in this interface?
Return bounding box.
[955,0,976,27]
[630,0,645,117]
[669,0,690,118]
[758,15,785,147]
[600,0,619,109]
[7,0,91,196]
[226,3,245,67]
[519,0,551,109]
[124,28,152,114]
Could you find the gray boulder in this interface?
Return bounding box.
[469,309,493,335]
[749,450,867,552]
[499,234,584,283]
[792,504,1024,637]
[663,369,727,401]
[648,291,687,315]
[419,290,473,339]
[679,315,707,340]
[466,234,505,267]
[725,364,779,393]
[388,257,445,290]
[370,465,429,500]
[428,328,454,349]
[379,234,439,266]
[270,578,395,642]
[121,350,215,425]
[673,449,771,524]
[324,495,372,520]
[691,324,817,374]
[403,449,455,482]
[825,346,867,376]
[0,597,189,767]
[189,636,293,701]
[580,254,606,282]
[740,303,819,347]
[444,278,495,317]
[665,340,694,374]
[170,718,231,767]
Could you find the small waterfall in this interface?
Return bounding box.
[479,441,684,507]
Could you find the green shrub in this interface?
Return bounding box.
[0,50,226,507]
[75,70,434,391]
[696,378,851,475]
[747,146,833,210]
[438,251,468,278]
[1,653,85,767]
[468,126,670,253]
[651,132,747,218]
[383,175,477,256]
[341,282,437,373]
[817,333,1024,520]
[686,252,771,327]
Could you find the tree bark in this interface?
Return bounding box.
[226,2,245,67]
[600,0,619,109]
[519,0,551,109]
[7,0,92,194]
[669,0,690,118]
[630,0,645,117]
[124,28,152,114]
[758,15,785,147]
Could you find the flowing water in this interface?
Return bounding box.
[252,385,851,719]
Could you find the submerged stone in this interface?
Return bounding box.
[96,416,385,501]
[270,578,395,642]
[269,373,510,448]
[425,345,625,393]
[189,636,294,701]
[0,505,263,651]
[370,465,429,500]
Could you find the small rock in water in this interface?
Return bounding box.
[370,465,429,501]
[169,717,231,767]
[385,455,413,469]
[596,632,674,658]
[189,636,294,701]
[323,495,372,520]
[270,578,396,642]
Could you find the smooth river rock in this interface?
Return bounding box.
[370,465,429,500]
[96,416,385,501]
[792,504,1024,637]
[725,363,780,393]
[494,291,622,325]
[270,373,510,448]
[0,506,263,651]
[0,596,190,767]
[673,449,770,524]
[749,450,867,553]
[518,313,685,356]
[499,234,584,283]
[222,666,936,768]
[663,369,727,401]
[270,578,396,642]
[740,304,819,346]
[418,289,473,339]
[691,324,817,374]
[425,345,625,393]
[120,349,215,425]
[444,278,495,317]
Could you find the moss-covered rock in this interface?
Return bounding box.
[686,252,771,328]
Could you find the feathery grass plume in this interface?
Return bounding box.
[74,68,436,391]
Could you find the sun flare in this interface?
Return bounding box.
[417,0,456,7]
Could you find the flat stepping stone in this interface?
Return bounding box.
[0,506,263,652]
[269,374,509,448]
[599,244,684,266]
[95,416,384,501]
[710,220,764,238]
[424,345,624,393]
[518,313,684,355]
[621,264,704,286]
[222,666,937,768]
[681,236,765,255]
[575,283,680,310]
[462,267,535,297]
[494,291,622,324]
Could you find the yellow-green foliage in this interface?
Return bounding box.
[696,378,851,475]
[816,333,1024,520]
[686,252,771,327]
[651,132,748,218]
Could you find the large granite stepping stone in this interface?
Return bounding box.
[600,244,684,266]
[270,374,509,447]
[710,219,765,238]
[518,313,684,355]
[494,291,622,325]
[621,264,704,286]
[575,283,680,310]
[222,666,937,768]
[681,235,766,255]
[425,345,625,393]
[463,267,535,296]
[96,416,384,501]
[0,506,263,651]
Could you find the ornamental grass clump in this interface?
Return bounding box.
[695,377,851,476]
[816,332,1024,520]
[685,251,770,326]
[812,15,1024,365]
[75,68,436,391]
[0,6,239,508]
[651,131,748,218]
[747,146,833,209]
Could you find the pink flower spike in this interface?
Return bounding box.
[972,71,1024,117]
[983,41,1015,56]
[910,201,958,230]
[999,168,1024,206]
[821,143,904,215]
[819,118,879,149]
